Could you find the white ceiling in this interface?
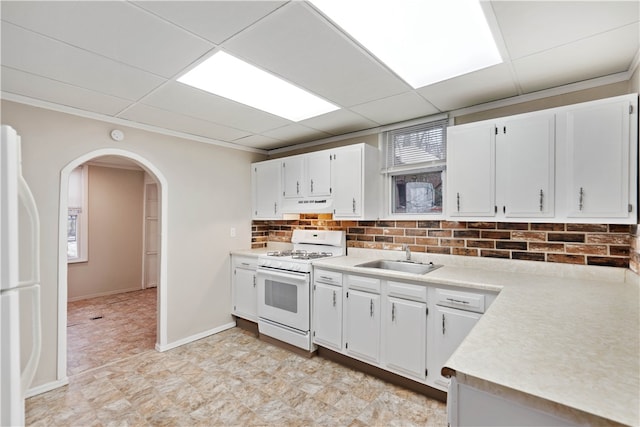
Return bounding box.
[1,1,638,152]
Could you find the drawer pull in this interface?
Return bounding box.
[241,262,250,266]
[446,297,469,304]
[391,302,396,321]
[320,276,333,281]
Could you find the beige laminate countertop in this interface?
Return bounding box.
[312,254,640,426]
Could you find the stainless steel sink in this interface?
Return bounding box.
[355,259,441,275]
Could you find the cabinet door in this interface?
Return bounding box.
[233,267,257,321]
[282,156,304,199]
[498,114,555,217]
[331,146,362,217]
[306,152,332,196]
[313,282,342,351]
[446,124,495,217]
[432,306,481,388]
[385,297,426,380]
[253,161,281,219]
[565,99,631,218]
[345,289,380,364]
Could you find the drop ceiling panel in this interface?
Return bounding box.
[513,24,639,93]
[142,82,291,134]
[418,63,519,111]
[1,22,165,100]
[133,1,287,44]
[232,134,282,150]
[1,66,133,116]
[262,123,331,143]
[1,1,214,78]
[350,92,440,125]
[223,2,410,108]
[119,104,251,142]
[492,0,640,60]
[300,109,379,135]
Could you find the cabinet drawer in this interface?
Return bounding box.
[387,281,427,302]
[435,288,485,313]
[233,256,258,270]
[346,274,380,293]
[314,269,343,286]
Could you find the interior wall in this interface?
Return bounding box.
[67,165,144,301]
[2,100,263,390]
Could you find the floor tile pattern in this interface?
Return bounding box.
[29,289,447,426]
[67,288,157,376]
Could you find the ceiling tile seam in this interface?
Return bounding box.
[0,64,140,106]
[0,19,193,81]
[214,1,292,46]
[483,1,523,96]
[300,1,414,95]
[508,21,640,62]
[125,1,224,46]
[0,91,268,155]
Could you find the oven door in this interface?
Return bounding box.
[256,267,310,332]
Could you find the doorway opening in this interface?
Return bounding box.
[57,149,168,382]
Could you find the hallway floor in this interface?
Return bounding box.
[27,289,447,426]
[66,288,157,376]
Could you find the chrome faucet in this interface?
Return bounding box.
[403,244,411,261]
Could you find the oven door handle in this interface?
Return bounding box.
[256,267,309,282]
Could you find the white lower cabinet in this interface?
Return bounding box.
[430,305,481,388]
[231,255,258,321]
[344,288,381,364]
[311,267,495,394]
[312,269,343,351]
[384,296,427,381]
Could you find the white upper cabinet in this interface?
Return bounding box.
[446,123,496,217]
[252,159,281,219]
[282,156,305,199]
[447,93,638,223]
[497,113,555,218]
[331,143,380,219]
[561,96,636,221]
[306,151,332,196]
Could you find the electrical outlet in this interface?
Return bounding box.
[230,227,236,237]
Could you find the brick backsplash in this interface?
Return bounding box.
[252,214,636,269]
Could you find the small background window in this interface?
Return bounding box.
[382,117,448,216]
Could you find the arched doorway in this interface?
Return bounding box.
[56,149,168,382]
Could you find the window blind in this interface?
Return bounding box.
[384,118,448,171]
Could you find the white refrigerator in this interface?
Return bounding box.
[0,125,42,426]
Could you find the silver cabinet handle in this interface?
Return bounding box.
[579,187,584,211]
[253,275,256,288]
[456,192,460,212]
[296,181,299,195]
[370,299,374,317]
[310,179,314,193]
[446,297,469,304]
[319,275,333,281]
[539,189,544,212]
[442,314,445,334]
[241,262,250,266]
[352,197,356,213]
[332,290,336,307]
[391,302,396,321]
[274,202,277,214]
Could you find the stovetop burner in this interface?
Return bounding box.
[265,250,334,260]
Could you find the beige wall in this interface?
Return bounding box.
[3,100,263,389]
[454,81,631,125]
[67,165,144,300]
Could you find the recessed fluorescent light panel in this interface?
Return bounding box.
[178,51,339,122]
[310,0,502,88]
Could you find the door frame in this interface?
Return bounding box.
[56,148,168,383]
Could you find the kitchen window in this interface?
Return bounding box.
[382,117,448,216]
[67,165,88,263]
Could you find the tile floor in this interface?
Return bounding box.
[27,289,447,426]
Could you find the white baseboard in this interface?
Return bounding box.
[155,321,236,352]
[26,377,69,398]
[67,286,143,302]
